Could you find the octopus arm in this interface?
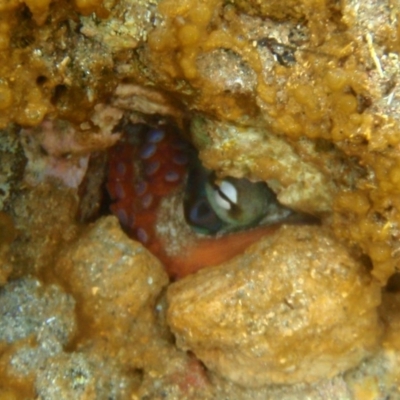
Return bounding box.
[165,225,279,279]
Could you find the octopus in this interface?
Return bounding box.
[107,122,310,279]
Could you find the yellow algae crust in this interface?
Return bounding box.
[143,0,400,284]
[1,0,400,396]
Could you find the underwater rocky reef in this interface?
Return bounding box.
[1,0,400,398]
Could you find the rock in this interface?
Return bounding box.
[55,216,169,335]
[167,225,382,387]
[190,116,336,215]
[35,352,136,400]
[0,211,16,285]
[53,216,215,399]
[0,277,77,380]
[0,277,76,346]
[9,183,80,277]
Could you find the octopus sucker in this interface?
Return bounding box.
[107,122,314,279]
[107,123,189,248]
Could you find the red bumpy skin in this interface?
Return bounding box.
[107,124,277,279]
[107,124,188,251]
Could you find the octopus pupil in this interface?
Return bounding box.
[188,199,222,234]
[192,200,212,220]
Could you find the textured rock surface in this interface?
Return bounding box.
[167,225,382,387]
[0,277,76,346]
[8,183,79,278]
[55,216,169,334]
[1,0,400,282]
[0,218,216,399]
[35,352,136,400]
[190,117,338,215]
[53,216,214,399]
[0,277,77,384]
[1,0,400,397]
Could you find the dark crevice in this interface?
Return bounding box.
[386,273,400,292]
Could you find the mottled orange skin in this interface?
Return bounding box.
[107,126,276,280]
[162,225,279,279]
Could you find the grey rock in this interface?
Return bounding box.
[0,277,76,345]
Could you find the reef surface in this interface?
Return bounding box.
[1,0,400,398]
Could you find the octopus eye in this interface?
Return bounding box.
[184,159,289,235]
[186,197,223,234]
[214,180,237,210]
[184,160,224,234]
[205,177,276,228]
